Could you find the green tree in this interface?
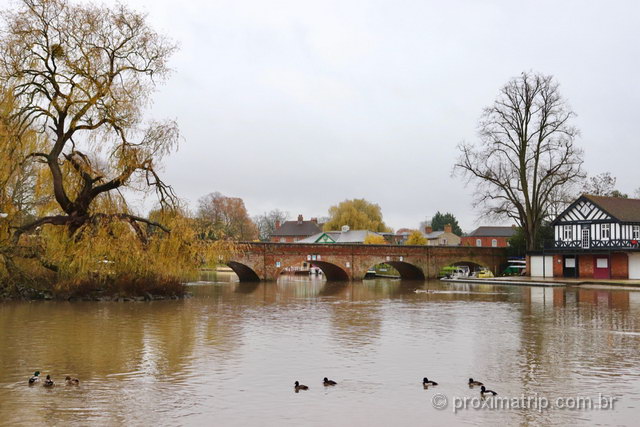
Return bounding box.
[428,212,462,236]
[405,230,427,245]
[507,223,554,256]
[323,199,391,232]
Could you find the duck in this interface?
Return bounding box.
[423,377,438,387]
[294,381,309,391]
[28,371,40,385]
[323,377,337,386]
[65,376,80,385]
[43,375,54,387]
[480,385,497,396]
[468,378,484,387]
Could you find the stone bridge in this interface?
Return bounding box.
[226,243,508,281]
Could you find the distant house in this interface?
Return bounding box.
[394,228,414,245]
[461,226,516,248]
[270,214,322,243]
[423,224,461,246]
[297,226,384,244]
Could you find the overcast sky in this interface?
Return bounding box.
[99,0,640,232]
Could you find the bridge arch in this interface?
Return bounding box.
[276,258,350,281]
[227,261,260,282]
[366,260,425,280]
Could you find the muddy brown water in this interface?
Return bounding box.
[1,274,639,426]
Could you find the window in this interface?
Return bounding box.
[563,225,573,241]
[491,239,498,247]
[601,224,610,240]
[633,226,640,239]
[476,239,482,247]
[441,239,447,245]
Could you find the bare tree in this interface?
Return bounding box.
[253,209,289,241]
[582,172,627,197]
[0,0,178,240]
[455,72,584,251]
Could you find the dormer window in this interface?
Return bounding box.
[601,224,610,240]
[563,225,572,241]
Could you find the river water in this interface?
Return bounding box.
[1,274,640,426]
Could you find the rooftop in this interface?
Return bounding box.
[468,226,517,237]
[583,194,640,222]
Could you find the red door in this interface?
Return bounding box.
[593,256,610,279]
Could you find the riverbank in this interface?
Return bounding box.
[0,276,188,302]
[442,276,640,288]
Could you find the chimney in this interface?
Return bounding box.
[425,225,433,234]
[444,223,452,233]
[297,214,303,224]
[275,220,281,229]
[310,217,318,224]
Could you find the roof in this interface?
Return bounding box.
[424,231,444,239]
[271,220,321,237]
[582,194,640,222]
[468,226,517,237]
[297,230,382,244]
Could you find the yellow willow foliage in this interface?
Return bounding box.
[405,230,427,245]
[363,234,387,245]
[36,212,237,290]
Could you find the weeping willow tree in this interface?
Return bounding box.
[0,0,235,296]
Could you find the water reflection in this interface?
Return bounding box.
[1,276,639,426]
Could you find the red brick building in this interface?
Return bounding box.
[270,215,322,243]
[461,226,516,248]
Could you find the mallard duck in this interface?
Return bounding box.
[43,375,54,387]
[468,378,483,387]
[480,385,497,396]
[323,377,337,386]
[294,381,309,391]
[423,377,438,387]
[28,371,40,385]
[65,376,80,385]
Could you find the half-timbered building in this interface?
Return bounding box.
[542,194,640,279]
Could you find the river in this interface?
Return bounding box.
[1,274,639,426]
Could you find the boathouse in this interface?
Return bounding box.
[531,195,640,279]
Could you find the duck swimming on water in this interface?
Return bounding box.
[423,377,438,387]
[43,375,54,388]
[480,386,497,396]
[28,371,40,385]
[468,378,483,387]
[294,381,309,392]
[323,377,337,386]
[65,376,80,385]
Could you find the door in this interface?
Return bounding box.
[629,254,640,279]
[563,255,579,278]
[530,256,553,277]
[581,227,590,249]
[593,256,610,279]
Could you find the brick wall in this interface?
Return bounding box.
[611,253,628,279]
[579,255,594,278]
